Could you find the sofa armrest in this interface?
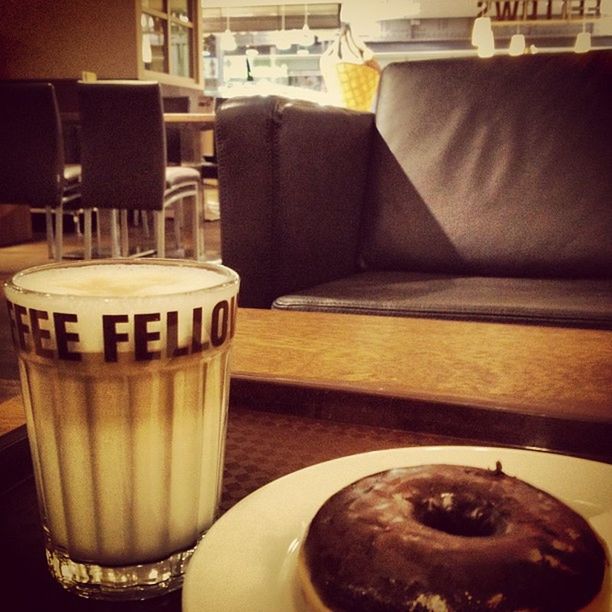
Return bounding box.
[216,95,375,308]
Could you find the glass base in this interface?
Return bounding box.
[45,542,196,601]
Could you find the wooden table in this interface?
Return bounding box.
[0,308,611,609]
[232,309,612,461]
[163,112,215,127]
[61,112,215,127]
[233,309,611,422]
[163,112,215,162]
[2,308,611,457]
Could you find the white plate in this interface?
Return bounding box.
[182,446,612,612]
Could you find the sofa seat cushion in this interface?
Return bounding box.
[272,271,612,329]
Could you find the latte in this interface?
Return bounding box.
[4,259,239,599]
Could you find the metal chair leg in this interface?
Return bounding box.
[44,206,55,259]
[54,203,63,261]
[154,210,165,258]
[95,208,102,256]
[73,212,83,238]
[120,210,129,257]
[83,209,93,260]
[110,209,121,258]
[173,201,184,251]
[142,211,150,237]
[193,185,205,261]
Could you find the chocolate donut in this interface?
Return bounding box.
[298,463,607,611]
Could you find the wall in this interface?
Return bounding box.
[0,206,32,246]
[0,0,139,80]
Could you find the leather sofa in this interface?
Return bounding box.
[216,51,612,329]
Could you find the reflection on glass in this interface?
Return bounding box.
[170,23,192,77]
[170,0,191,21]
[141,0,164,11]
[142,14,167,73]
[141,13,153,68]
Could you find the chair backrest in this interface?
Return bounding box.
[163,96,190,164]
[360,52,612,279]
[0,82,64,207]
[77,80,166,211]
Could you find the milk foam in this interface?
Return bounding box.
[12,263,230,297]
[5,261,239,359]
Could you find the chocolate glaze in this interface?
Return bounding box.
[303,464,606,611]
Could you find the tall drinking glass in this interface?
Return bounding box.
[3,259,239,600]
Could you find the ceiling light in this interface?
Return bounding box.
[299,4,315,47]
[574,11,592,54]
[477,40,495,58]
[274,31,292,50]
[274,6,292,51]
[299,24,315,47]
[471,16,493,48]
[472,16,494,58]
[220,14,237,52]
[220,29,237,52]
[574,31,591,53]
[508,33,526,56]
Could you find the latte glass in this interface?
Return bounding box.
[4,259,239,600]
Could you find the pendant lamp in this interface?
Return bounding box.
[472,16,495,58]
[299,4,315,48]
[509,33,526,56]
[574,11,592,54]
[220,13,237,52]
[275,6,292,50]
[574,30,592,53]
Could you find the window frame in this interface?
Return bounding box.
[139,0,202,89]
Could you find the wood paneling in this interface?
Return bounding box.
[0,0,139,80]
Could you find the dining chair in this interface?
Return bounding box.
[77,80,205,260]
[200,97,226,181]
[0,82,92,260]
[194,97,225,224]
[163,95,190,165]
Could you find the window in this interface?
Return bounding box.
[141,0,197,82]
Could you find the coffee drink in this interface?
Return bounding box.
[4,260,239,599]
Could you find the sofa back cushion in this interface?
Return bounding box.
[360,52,612,278]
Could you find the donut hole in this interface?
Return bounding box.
[414,492,504,537]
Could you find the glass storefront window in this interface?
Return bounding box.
[169,0,191,21]
[142,14,167,73]
[170,22,192,77]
